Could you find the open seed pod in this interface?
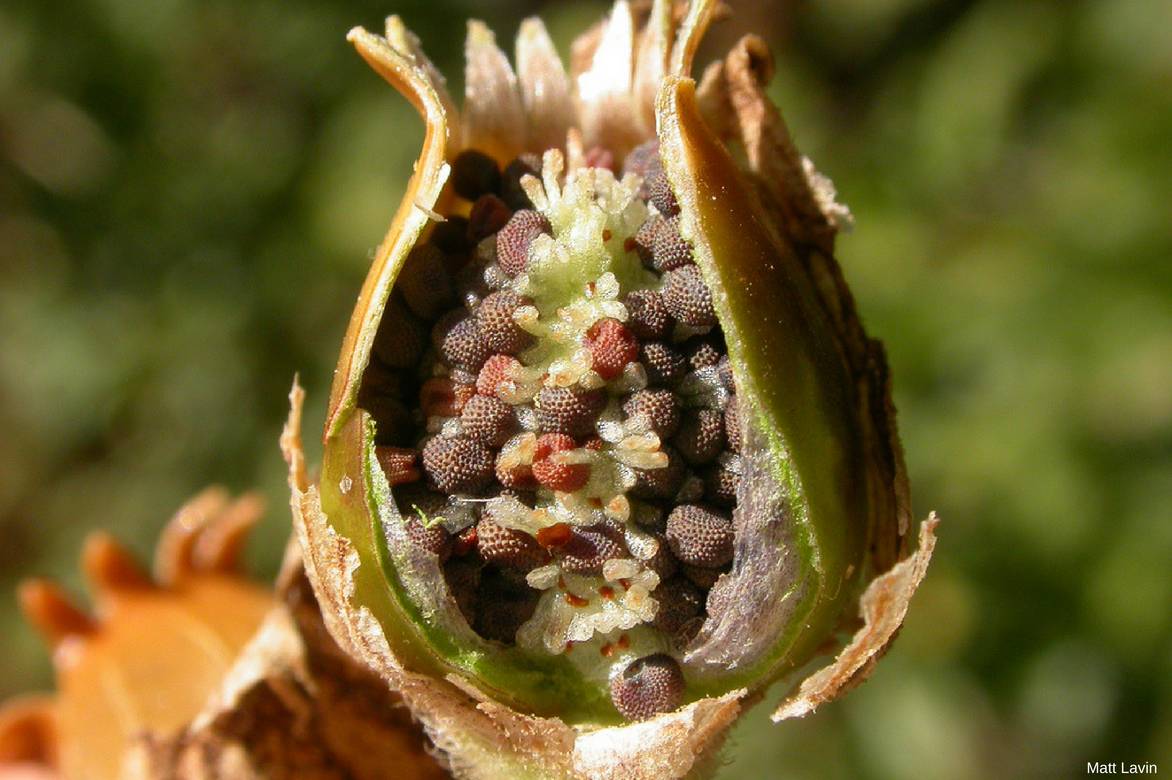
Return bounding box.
[287,2,939,777]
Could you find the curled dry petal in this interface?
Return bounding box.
[295,2,938,778]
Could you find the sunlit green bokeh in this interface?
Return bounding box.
[1,0,1167,777]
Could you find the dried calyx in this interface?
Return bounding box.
[360,141,738,720]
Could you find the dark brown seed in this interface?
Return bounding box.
[623,289,674,340]
[433,311,492,373]
[375,446,420,486]
[622,389,681,439]
[419,377,475,418]
[501,153,541,210]
[725,400,741,453]
[394,487,453,561]
[536,386,605,437]
[640,342,687,386]
[630,446,685,501]
[473,567,540,643]
[373,299,426,369]
[662,265,716,327]
[610,654,685,721]
[451,149,501,200]
[467,194,512,243]
[630,215,667,267]
[701,464,739,507]
[358,372,412,445]
[673,409,725,465]
[477,518,549,574]
[398,244,455,320]
[666,505,734,568]
[557,524,626,576]
[682,336,722,370]
[644,533,678,580]
[623,140,661,198]
[477,291,535,355]
[430,215,471,255]
[717,355,735,392]
[496,209,552,277]
[647,168,680,217]
[680,562,724,590]
[444,556,482,624]
[495,448,538,491]
[421,435,495,495]
[650,215,693,272]
[652,576,703,644]
[460,395,516,447]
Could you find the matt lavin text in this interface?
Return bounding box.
[1088,762,1158,775]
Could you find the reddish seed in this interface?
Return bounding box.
[585,318,639,380]
[496,209,551,277]
[420,378,475,417]
[477,354,522,398]
[467,194,512,243]
[375,446,420,486]
[496,455,538,490]
[532,433,590,491]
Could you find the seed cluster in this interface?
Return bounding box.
[359,140,747,722]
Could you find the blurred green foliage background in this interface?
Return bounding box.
[1,0,1168,777]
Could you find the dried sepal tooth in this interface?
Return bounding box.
[516,17,573,153]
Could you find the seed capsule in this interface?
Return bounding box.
[468,194,512,243]
[630,215,667,267]
[701,464,740,507]
[397,244,456,320]
[680,562,724,590]
[724,401,742,453]
[665,505,734,568]
[652,576,703,644]
[629,446,686,501]
[421,435,495,495]
[622,139,661,198]
[609,654,685,721]
[375,446,421,486]
[476,354,523,398]
[646,168,680,218]
[681,336,721,370]
[373,299,426,369]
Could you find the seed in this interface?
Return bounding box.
[610,654,684,721]
[680,562,724,590]
[501,153,541,210]
[393,487,453,561]
[467,194,512,243]
[430,215,472,255]
[477,291,535,355]
[662,265,716,327]
[557,524,626,576]
[585,318,639,380]
[647,168,680,217]
[397,244,455,320]
[629,446,685,501]
[644,533,678,580]
[639,342,687,386]
[536,386,605,437]
[629,215,667,267]
[531,432,590,492]
[717,355,736,393]
[476,354,522,398]
[496,209,552,277]
[419,377,475,418]
[372,298,426,369]
[421,435,495,495]
[444,556,482,624]
[460,395,516,447]
[623,289,674,341]
[622,140,661,199]
[652,576,703,644]
[673,409,725,465]
[665,505,734,568]
[477,517,549,574]
[682,336,722,370]
[358,376,412,445]
[375,446,420,486]
[701,464,739,507]
[433,311,492,373]
[622,389,681,439]
[451,149,501,201]
[473,567,540,643]
[705,573,734,619]
[725,400,741,453]
[650,215,693,272]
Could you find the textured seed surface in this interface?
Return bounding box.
[725,400,742,452]
[650,216,693,272]
[585,318,639,380]
[531,433,590,492]
[434,313,492,373]
[476,354,522,398]
[451,149,501,200]
[647,168,680,218]
[622,389,681,438]
[460,395,516,447]
[373,299,426,369]
[610,654,685,721]
[496,209,551,277]
[652,576,703,644]
[478,291,535,354]
[536,387,604,437]
[663,265,717,327]
[630,215,667,267]
[419,377,475,418]
[644,533,678,580]
[682,337,721,370]
[375,446,420,486]
[557,525,626,576]
[680,562,724,590]
[702,464,740,507]
[623,140,661,197]
[630,446,685,501]
[640,342,687,386]
[623,289,673,340]
[421,435,495,495]
[397,244,455,320]
[666,505,734,568]
[673,409,725,465]
[477,517,549,574]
